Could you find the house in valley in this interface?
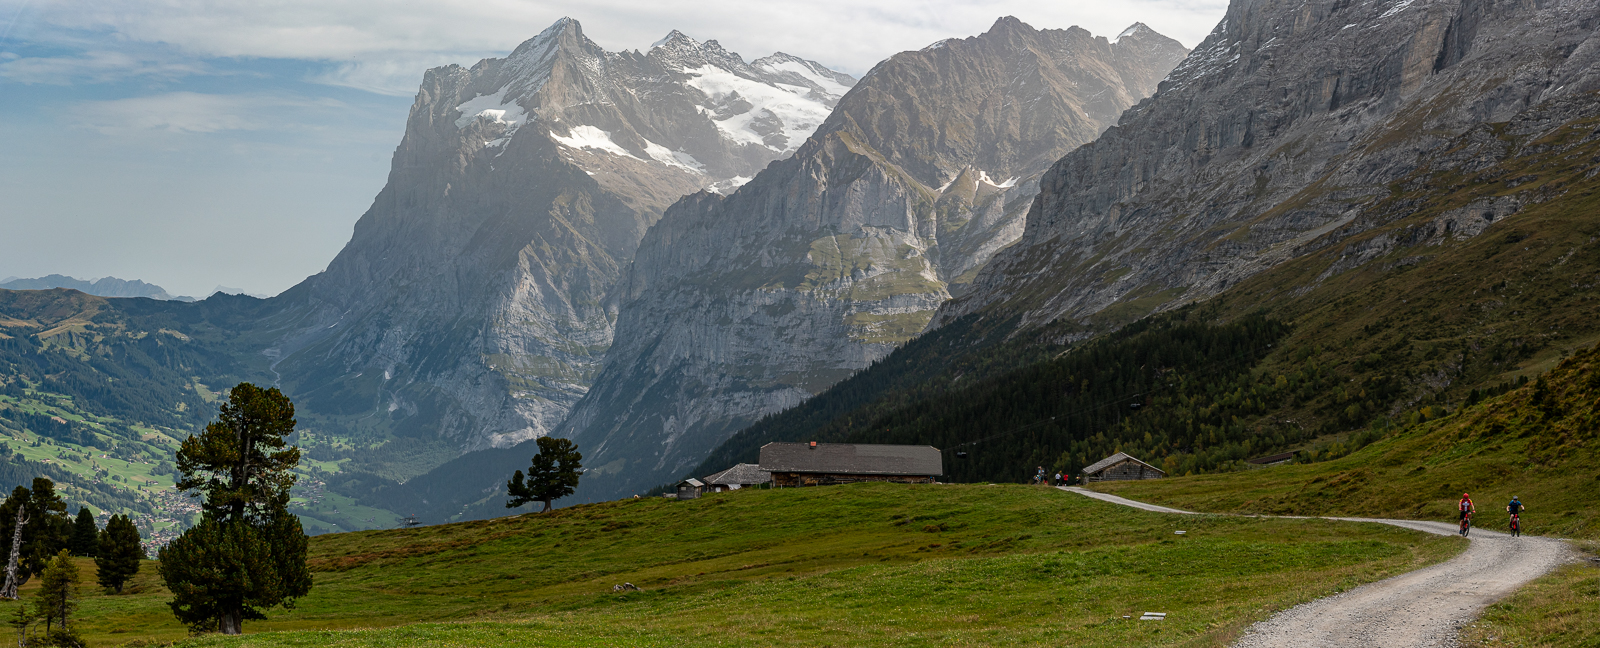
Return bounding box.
[758,442,942,487]
[1081,452,1166,482]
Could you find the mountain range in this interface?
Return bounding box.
[3,0,1598,531]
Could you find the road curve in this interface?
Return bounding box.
[1060,487,1573,647]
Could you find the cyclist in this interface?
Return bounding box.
[1458,493,1476,536]
[1507,496,1524,537]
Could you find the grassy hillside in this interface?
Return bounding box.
[0,288,405,534]
[1,483,1460,647]
[694,95,1600,493]
[1100,344,1600,540]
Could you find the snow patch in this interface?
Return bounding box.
[550,125,635,158]
[642,139,706,173]
[454,88,529,130]
[709,176,752,194]
[1378,0,1416,19]
[976,170,1018,188]
[755,59,851,97]
[1114,24,1144,44]
[684,65,833,153]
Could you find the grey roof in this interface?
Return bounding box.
[1082,452,1164,475]
[678,478,705,488]
[758,442,943,476]
[704,463,771,485]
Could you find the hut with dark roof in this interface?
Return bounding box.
[675,477,705,499]
[1081,452,1165,482]
[758,442,942,487]
[702,463,771,492]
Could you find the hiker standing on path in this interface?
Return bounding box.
[1035,466,1045,485]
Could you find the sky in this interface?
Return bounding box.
[0,0,1228,299]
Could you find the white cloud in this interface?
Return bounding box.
[69,92,347,134]
[13,0,1228,94]
[0,50,212,84]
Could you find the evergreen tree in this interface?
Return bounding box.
[0,478,71,599]
[34,549,82,646]
[159,382,311,635]
[95,514,143,593]
[506,437,583,513]
[68,508,97,558]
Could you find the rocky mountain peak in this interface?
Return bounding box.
[558,18,1190,501]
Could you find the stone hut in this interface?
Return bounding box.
[1081,452,1165,482]
[758,442,942,487]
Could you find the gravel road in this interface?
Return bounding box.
[1060,487,1573,647]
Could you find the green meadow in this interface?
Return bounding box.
[4,483,1459,647]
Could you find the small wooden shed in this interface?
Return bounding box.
[675,478,705,500]
[1081,452,1165,482]
[702,463,772,492]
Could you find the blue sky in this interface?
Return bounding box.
[0,0,1226,298]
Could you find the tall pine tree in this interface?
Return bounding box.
[95,514,142,594]
[158,383,312,634]
[69,508,97,558]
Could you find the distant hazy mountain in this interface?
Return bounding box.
[0,274,192,301]
[257,17,857,467]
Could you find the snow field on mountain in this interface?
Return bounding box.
[684,65,834,153]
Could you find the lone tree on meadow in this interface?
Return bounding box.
[95,514,143,593]
[35,549,83,646]
[159,382,312,635]
[507,437,583,513]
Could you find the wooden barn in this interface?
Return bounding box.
[702,463,771,492]
[675,478,705,499]
[1081,452,1165,482]
[758,442,942,487]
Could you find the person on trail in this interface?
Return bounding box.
[1459,493,1476,521]
[1054,472,1062,486]
[1507,496,1524,535]
[1035,466,1046,485]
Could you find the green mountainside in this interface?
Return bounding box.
[694,92,1600,487]
[0,289,402,536]
[1103,344,1600,539]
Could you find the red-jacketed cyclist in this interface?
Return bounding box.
[1458,493,1476,536]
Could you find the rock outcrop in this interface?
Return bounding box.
[936,0,1600,331]
[261,18,855,470]
[560,17,1188,499]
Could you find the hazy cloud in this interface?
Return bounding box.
[0,50,212,84]
[11,0,1227,93]
[70,92,347,134]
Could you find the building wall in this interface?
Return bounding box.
[771,472,936,487]
[1086,460,1164,482]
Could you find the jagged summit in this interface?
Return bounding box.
[557,17,1191,501]
[1114,22,1152,43]
[265,19,857,465]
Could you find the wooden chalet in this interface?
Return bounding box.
[758,442,942,487]
[702,463,771,492]
[675,478,705,500]
[1081,452,1165,482]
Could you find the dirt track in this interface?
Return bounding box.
[1061,487,1572,647]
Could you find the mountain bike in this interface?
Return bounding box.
[1509,513,1520,537]
[1459,512,1472,537]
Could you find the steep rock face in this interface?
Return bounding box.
[264,18,855,469]
[560,17,1188,499]
[936,0,1600,330]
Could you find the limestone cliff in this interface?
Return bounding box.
[936,0,1600,331]
[560,18,1188,499]
[262,18,855,473]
